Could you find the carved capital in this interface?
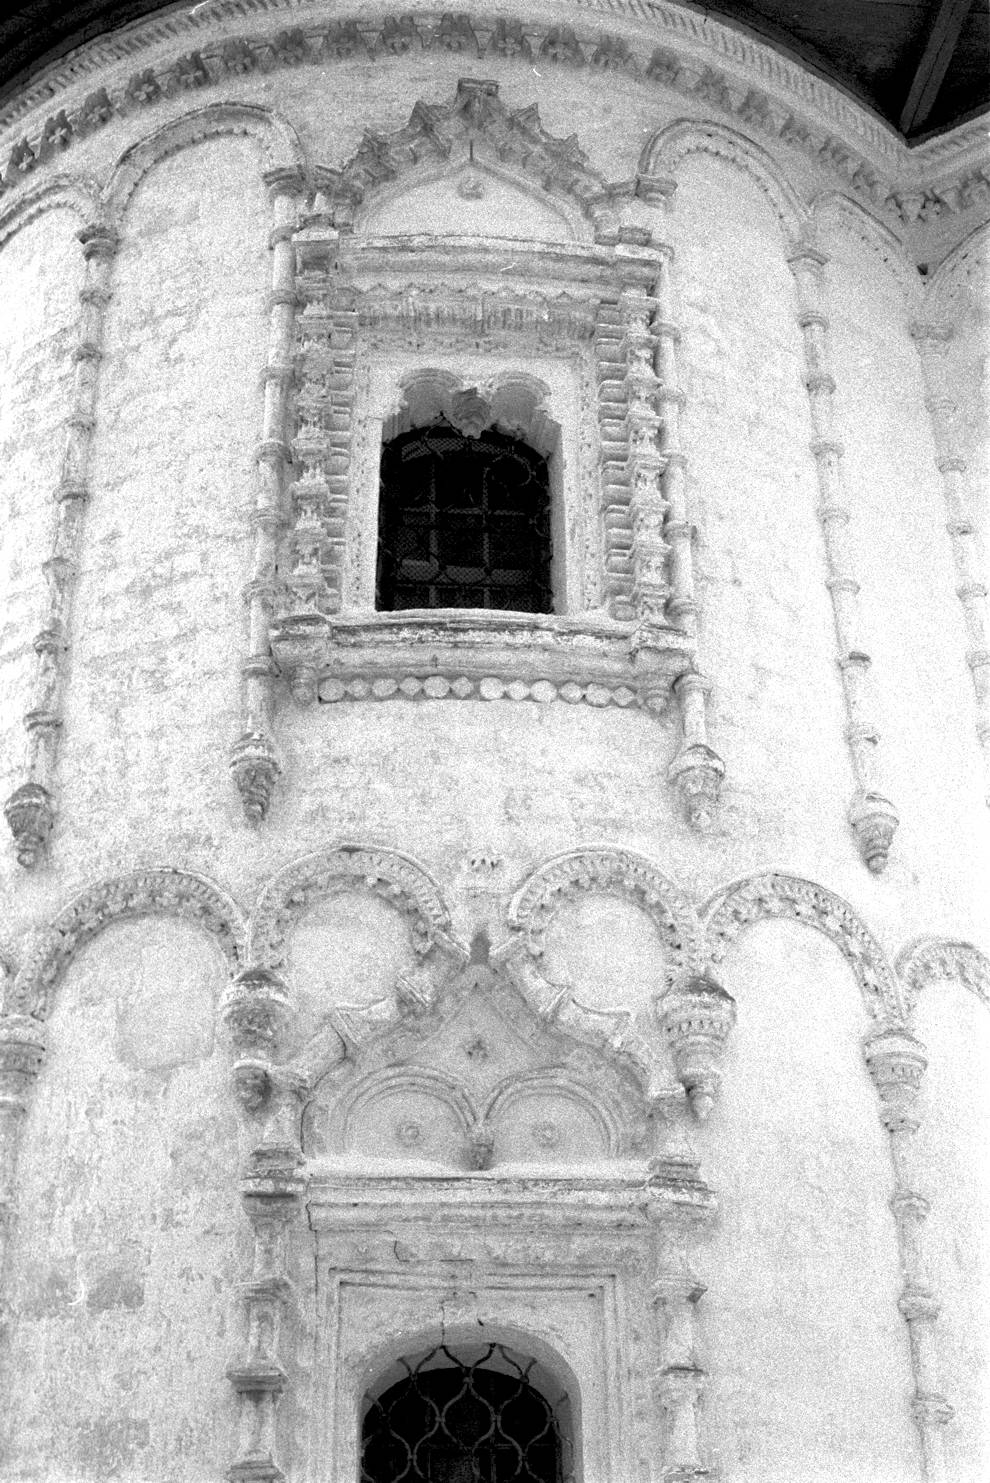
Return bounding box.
[912,1392,954,1429]
[226,1360,288,1396]
[864,1028,927,1132]
[657,975,736,1121]
[230,729,281,824]
[227,1458,285,1483]
[0,1014,47,1110]
[221,968,292,1060]
[232,1058,273,1115]
[848,790,899,873]
[4,781,55,867]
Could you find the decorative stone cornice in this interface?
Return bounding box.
[0,4,986,240]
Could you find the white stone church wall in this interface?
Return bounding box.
[0,5,988,1481]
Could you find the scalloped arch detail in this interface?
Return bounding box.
[104,101,305,219]
[249,843,458,971]
[506,846,703,988]
[7,868,247,1020]
[639,119,808,244]
[702,872,904,1023]
[0,173,101,249]
[896,936,990,1016]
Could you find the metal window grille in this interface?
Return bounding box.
[361,1342,575,1483]
[376,422,553,614]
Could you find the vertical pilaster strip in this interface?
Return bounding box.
[230,170,305,824]
[227,1148,304,1483]
[267,195,343,707]
[3,222,118,866]
[0,1013,46,1345]
[595,293,635,621]
[221,965,302,1483]
[864,1029,953,1481]
[788,244,899,871]
[911,321,990,805]
[640,183,725,826]
[651,1273,710,1482]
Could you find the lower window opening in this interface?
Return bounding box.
[361,1341,575,1483]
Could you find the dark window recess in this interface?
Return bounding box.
[361,1343,574,1483]
[376,422,553,613]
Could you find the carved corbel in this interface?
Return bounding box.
[3,783,55,868]
[863,1027,927,1133]
[229,727,282,825]
[656,974,736,1121]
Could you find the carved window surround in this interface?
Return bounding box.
[306,1174,711,1483]
[269,228,701,709]
[226,80,726,830]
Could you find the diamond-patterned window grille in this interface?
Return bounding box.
[361,1342,575,1483]
[376,422,553,613]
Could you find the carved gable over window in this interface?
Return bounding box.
[302,950,645,1170]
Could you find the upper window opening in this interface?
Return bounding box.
[376,420,553,614]
[361,1341,575,1483]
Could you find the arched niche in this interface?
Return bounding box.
[2,913,243,1482]
[640,120,808,247]
[696,918,916,1483]
[64,128,270,843]
[356,155,587,243]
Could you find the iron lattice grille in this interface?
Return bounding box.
[376,422,553,613]
[361,1342,575,1483]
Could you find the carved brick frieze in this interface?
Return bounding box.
[1,4,987,241]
